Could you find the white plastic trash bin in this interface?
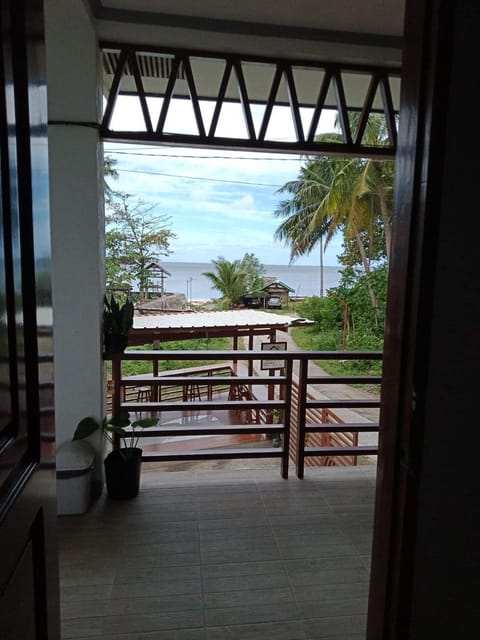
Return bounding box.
[56,440,95,515]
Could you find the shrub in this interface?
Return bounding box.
[345,332,383,373]
[296,296,342,331]
[291,327,343,352]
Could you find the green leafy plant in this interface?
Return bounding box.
[73,411,158,460]
[104,294,134,338]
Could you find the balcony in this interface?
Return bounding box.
[59,349,380,638]
[107,349,382,474]
[59,463,376,639]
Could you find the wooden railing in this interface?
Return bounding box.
[107,363,233,411]
[294,353,382,478]
[290,381,361,469]
[106,350,382,478]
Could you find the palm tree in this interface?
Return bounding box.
[274,114,394,317]
[202,257,246,307]
[274,160,334,259]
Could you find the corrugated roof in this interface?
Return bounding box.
[262,280,295,292]
[133,309,306,330]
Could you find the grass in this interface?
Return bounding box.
[291,325,382,391]
[107,337,233,377]
[108,326,381,391]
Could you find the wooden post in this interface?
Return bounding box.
[248,332,254,397]
[248,332,254,376]
[281,359,293,479]
[296,359,308,478]
[267,369,275,423]
[232,334,238,374]
[111,354,122,450]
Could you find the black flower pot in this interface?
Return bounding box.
[104,448,142,499]
[104,334,128,353]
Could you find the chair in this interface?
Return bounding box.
[137,386,151,402]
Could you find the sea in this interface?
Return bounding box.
[161,261,342,300]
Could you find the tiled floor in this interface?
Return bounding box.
[58,463,376,640]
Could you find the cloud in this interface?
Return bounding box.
[105,142,341,266]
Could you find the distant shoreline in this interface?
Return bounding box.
[162,260,340,269]
[158,261,342,300]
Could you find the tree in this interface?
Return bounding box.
[334,264,389,336]
[202,257,245,307]
[274,158,335,272]
[236,253,266,294]
[105,193,175,296]
[104,155,119,206]
[274,114,394,321]
[202,253,265,307]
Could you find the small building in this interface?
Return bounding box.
[145,261,171,297]
[261,278,295,305]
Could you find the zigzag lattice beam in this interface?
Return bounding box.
[100,44,400,158]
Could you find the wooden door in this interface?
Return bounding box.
[367,0,464,636]
[0,0,59,638]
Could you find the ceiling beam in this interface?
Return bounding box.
[89,1,403,50]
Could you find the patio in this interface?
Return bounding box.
[58,462,376,640]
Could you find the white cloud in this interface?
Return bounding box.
[104,139,342,267]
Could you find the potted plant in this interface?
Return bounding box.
[73,411,158,499]
[103,293,134,352]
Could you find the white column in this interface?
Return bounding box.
[45,0,105,496]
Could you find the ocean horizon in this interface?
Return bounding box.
[160,261,342,300]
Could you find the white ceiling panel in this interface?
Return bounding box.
[91,0,404,67]
[100,0,404,36]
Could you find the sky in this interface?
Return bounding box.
[104,98,343,267]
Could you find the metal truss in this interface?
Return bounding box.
[100,43,400,158]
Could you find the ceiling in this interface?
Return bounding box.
[88,0,405,67]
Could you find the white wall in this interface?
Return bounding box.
[45,0,105,496]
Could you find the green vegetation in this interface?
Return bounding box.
[291,265,387,379]
[103,294,134,338]
[274,114,393,326]
[291,325,382,381]
[118,337,233,376]
[296,266,388,337]
[202,253,265,307]
[104,156,176,298]
[273,114,392,378]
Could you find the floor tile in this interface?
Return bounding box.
[103,610,204,634]
[205,602,300,626]
[205,586,294,608]
[203,570,290,593]
[206,620,308,639]
[59,466,375,640]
